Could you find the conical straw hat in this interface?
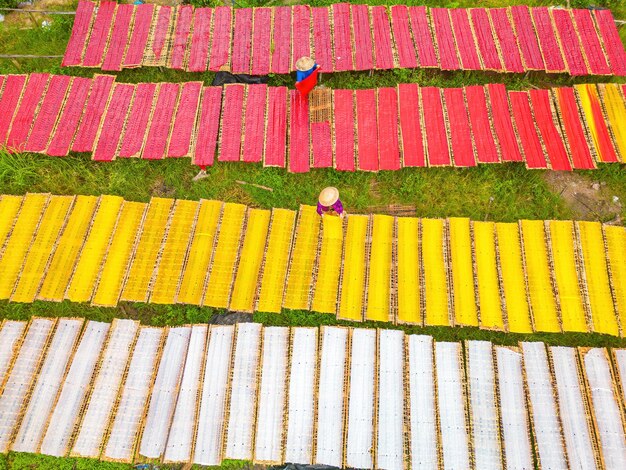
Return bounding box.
[296,56,315,71]
[319,187,339,206]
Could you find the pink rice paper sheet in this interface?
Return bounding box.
[409,6,438,68]
[167,81,202,158]
[62,0,95,66]
[421,86,451,166]
[231,8,253,74]
[431,8,460,71]
[377,87,400,171]
[551,9,588,76]
[0,75,27,146]
[351,4,374,71]
[356,88,379,171]
[5,73,50,151]
[311,121,332,168]
[47,77,91,157]
[193,86,222,168]
[123,3,154,68]
[170,5,194,70]
[312,7,333,72]
[489,8,524,73]
[333,89,356,172]
[531,7,566,74]
[150,6,172,64]
[593,9,626,76]
[82,1,117,67]
[288,90,311,173]
[292,5,312,70]
[509,6,544,71]
[142,82,180,160]
[271,7,292,74]
[251,8,271,76]
[242,84,267,163]
[443,87,476,167]
[118,83,157,158]
[528,88,571,171]
[371,6,395,70]
[508,90,547,169]
[93,83,134,162]
[263,86,288,168]
[485,83,523,162]
[0,76,5,97]
[187,8,213,73]
[332,3,354,71]
[449,9,482,71]
[465,85,499,164]
[217,84,244,162]
[102,4,133,71]
[571,9,610,76]
[390,6,418,69]
[397,83,425,167]
[208,6,232,72]
[553,87,595,169]
[469,8,503,71]
[72,74,115,153]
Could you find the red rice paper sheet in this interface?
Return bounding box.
[431,8,459,71]
[263,86,288,167]
[351,4,373,71]
[593,9,626,76]
[508,91,547,169]
[311,121,332,168]
[209,6,232,72]
[72,74,115,153]
[443,88,475,167]
[187,8,213,72]
[0,76,5,97]
[371,6,395,70]
[194,86,222,168]
[489,8,524,73]
[469,8,503,71]
[421,86,451,166]
[571,9,610,76]
[123,3,154,68]
[579,84,618,163]
[63,0,95,66]
[170,5,194,70]
[25,75,72,153]
[5,73,50,151]
[167,81,202,158]
[356,89,379,171]
[82,1,117,67]
[118,83,157,158]
[218,84,244,162]
[397,83,425,167]
[292,5,312,70]
[102,4,133,71]
[332,3,354,71]
[0,75,27,146]
[333,89,356,171]
[486,83,523,162]
[551,9,588,76]
[390,6,417,69]
[449,9,482,71]
[288,90,311,173]
[231,8,253,74]
[47,77,91,156]
[312,7,333,72]
[464,85,499,163]
[142,82,180,160]
[271,7,291,74]
[531,7,566,73]
[242,84,267,163]
[528,89,571,171]
[377,87,400,170]
[509,6,544,71]
[409,6,438,68]
[553,87,595,169]
[150,6,172,65]
[251,8,271,76]
[93,83,134,161]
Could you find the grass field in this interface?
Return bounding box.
[0,0,625,468]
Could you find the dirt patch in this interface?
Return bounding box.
[543,171,623,224]
[151,177,176,198]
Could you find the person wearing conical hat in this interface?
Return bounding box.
[295,56,320,98]
[317,187,346,219]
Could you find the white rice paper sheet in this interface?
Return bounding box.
[614,349,626,404]
[314,326,348,467]
[520,342,568,470]
[193,325,235,466]
[495,347,533,470]
[39,321,110,457]
[408,335,438,470]
[139,326,191,459]
[435,341,471,470]
[377,329,405,470]
[71,319,139,458]
[550,346,598,470]
[12,319,83,453]
[582,349,626,469]
[253,327,289,464]
[284,327,318,465]
[224,322,262,460]
[102,327,163,462]
[466,341,502,470]
[0,318,55,453]
[164,325,208,463]
[0,320,27,386]
[345,328,375,469]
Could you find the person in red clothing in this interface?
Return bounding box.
[317,187,346,219]
[295,56,320,98]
